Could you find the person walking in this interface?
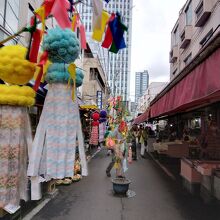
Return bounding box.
[140,126,148,157]
[127,125,137,160]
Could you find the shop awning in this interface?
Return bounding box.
[80,105,98,110]
[133,109,150,124]
[150,48,220,118]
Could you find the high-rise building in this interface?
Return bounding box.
[78,0,133,101]
[135,70,149,104]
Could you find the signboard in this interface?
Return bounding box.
[96,91,102,109]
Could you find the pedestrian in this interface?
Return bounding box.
[127,125,138,160]
[105,127,112,156]
[140,126,148,157]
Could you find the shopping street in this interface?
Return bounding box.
[30,149,220,220]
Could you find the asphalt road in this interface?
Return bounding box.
[32,149,220,220]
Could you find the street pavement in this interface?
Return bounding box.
[32,149,220,220]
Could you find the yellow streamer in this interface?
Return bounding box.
[35,6,46,36]
[68,63,76,101]
[92,10,110,42]
[71,13,78,31]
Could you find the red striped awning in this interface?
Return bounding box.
[150,48,220,118]
[133,109,150,125]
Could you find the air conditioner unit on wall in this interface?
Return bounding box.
[195,0,212,27]
[180,25,193,49]
[169,45,178,63]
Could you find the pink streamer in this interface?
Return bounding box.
[51,0,71,29]
[79,23,87,49]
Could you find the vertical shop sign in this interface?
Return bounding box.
[97,91,102,109]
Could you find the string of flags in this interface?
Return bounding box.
[92,0,128,54]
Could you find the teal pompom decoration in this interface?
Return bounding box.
[43,27,80,63]
[76,68,84,87]
[45,63,84,86]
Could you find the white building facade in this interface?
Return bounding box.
[137,82,167,114]
[170,0,220,80]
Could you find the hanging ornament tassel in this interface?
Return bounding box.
[68,63,77,101]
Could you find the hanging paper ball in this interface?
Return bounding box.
[92,121,99,126]
[0,45,36,85]
[100,110,107,118]
[75,68,84,87]
[92,112,100,121]
[99,118,107,123]
[43,27,80,63]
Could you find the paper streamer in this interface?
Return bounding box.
[29,29,42,63]
[51,0,71,29]
[92,10,110,42]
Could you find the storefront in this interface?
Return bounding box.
[147,34,220,200]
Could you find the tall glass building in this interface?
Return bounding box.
[78,0,133,101]
[135,70,149,104]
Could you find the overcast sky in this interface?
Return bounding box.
[130,0,186,99]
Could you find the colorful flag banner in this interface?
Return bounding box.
[102,13,128,54]
[102,13,115,48]
[92,10,110,42]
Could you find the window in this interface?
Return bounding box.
[90,68,96,80]
[185,1,192,25]
[172,68,177,76]
[195,2,203,19]
[184,53,192,66]
[200,29,213,47]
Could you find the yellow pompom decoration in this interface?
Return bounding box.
[0,45,36,85]
[0,85,36,107]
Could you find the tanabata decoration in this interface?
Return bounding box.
[89,112,100,146]
[108,121,130,177]
[102,12,128,53]
[0,45,36,211]
[71,13,87,49]
[99,110,107,143]
[27,27,88,200]
[92,10,110,42]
